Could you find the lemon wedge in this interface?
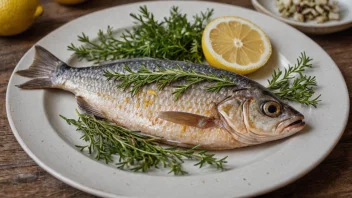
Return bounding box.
[202,16,272,75]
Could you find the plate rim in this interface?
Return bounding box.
[6,103,119,198]
[6,1,350,197]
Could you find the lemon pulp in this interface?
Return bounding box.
[202,16,272,75]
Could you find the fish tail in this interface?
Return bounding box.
[16,45,65,89]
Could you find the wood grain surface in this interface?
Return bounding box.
[0,0,351,197]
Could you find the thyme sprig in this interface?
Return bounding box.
[60,111,227,175]
[105,65,236,100]
[267,52,321,107]
[68,6,213,63]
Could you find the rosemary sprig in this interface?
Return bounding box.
[68,6,213,63]
[60,111,227,175]
[105,54,320,106]
[105,53,320,106]
[105,65,236,100]
[267,52,321,107]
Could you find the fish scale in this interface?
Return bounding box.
[16,46,305,150]
[57,62,242,149]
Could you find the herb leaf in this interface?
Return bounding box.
[104,65,236,100]
[68,6,213,64]
[60,111,227,175]
[267,52,321,107]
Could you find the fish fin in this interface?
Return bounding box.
[158,111,217,129]
[76,96,105,118]
[98,57,156,66]
[16,45,65,78]
[134,131,197,148]
[15,78,53,89]
[210,102,221,119]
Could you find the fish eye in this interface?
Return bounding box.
[262,101,281,117]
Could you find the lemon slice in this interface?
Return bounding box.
[202,16,272,75]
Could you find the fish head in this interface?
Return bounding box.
[217,88,305,145]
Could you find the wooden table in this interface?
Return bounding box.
[1,0,351,197]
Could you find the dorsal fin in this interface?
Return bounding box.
[98,57,156,66]
[76,96,105,118]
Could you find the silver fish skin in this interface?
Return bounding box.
[16,46,305,150]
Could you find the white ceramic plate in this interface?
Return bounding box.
[6,1,349,197]
[251,0,352,34]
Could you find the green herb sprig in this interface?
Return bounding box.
[105,65,236,100]
[105,53,320,106]
[267,52,321,107]
[68,6,213,64]
[60,111,227,175]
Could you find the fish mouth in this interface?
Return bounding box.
[287,119,305,128]
[277,115,305,134]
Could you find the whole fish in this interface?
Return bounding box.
[16,46,305,150]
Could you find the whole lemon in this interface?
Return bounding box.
[55,0,87,5]
[0,0,43,36]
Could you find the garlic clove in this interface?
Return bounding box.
[315,5,325,14]
[294,12,305,22]
[293,0,301,5]
[315,0,328,5]
[316,15,327,23]
[282,0,293,8]
[328,12,339,20]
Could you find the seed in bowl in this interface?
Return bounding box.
[275,0,340,23]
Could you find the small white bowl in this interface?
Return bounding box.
[251,0,352,34]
